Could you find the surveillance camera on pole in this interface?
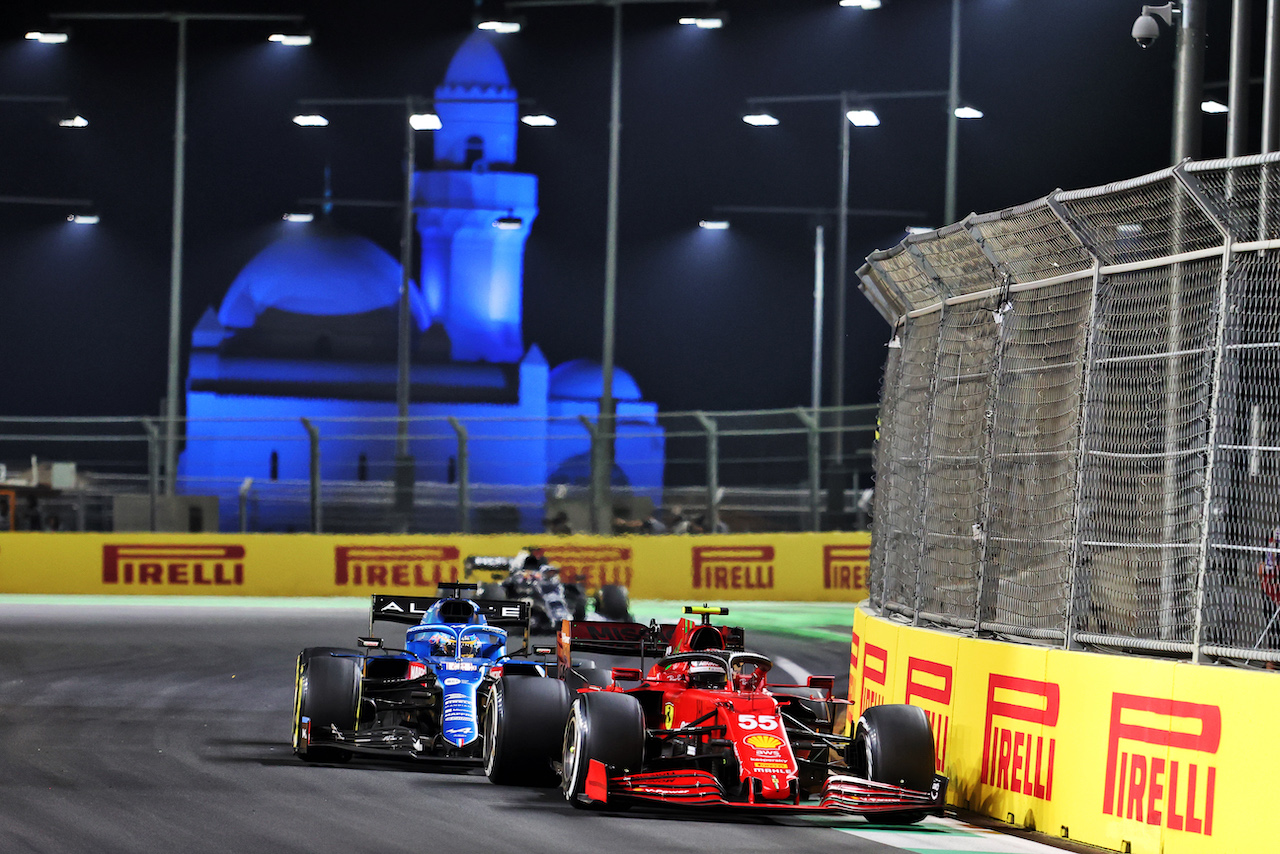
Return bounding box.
[1133,3,1176,49]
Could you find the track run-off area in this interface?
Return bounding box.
[0,597,1082,854]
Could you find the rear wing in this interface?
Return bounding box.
[463,555,516,584]
[554,619,747,678]
[368,592,532,654]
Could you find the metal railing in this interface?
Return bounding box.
[0,405,878,536]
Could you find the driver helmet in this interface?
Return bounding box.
[688,658,726,689]
[426,632,456,657]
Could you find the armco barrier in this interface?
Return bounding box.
[0,531,870,602]
[849,605,1274,854]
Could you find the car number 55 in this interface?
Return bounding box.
[737,714,779,730]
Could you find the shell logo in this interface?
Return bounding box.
[745,734,783,750]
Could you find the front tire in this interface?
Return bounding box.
[849,704,936,824]
[561,691,645,808]
[292,647,362,763]
[483,675,571,786]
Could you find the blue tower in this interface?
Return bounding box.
[416,35,536,364]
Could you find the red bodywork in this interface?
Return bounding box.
[557,614,946,814]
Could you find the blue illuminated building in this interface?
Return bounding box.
[179,34,664,531]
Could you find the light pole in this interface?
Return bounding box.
[294,96,446,528]
[506,0,717,533]
[52,12,306,496]
[744,88,966,469]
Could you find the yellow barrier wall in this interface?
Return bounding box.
[0,531,870,602]
[849,606,1273,854]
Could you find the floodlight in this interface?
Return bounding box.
[699,220,730,230]
[954,105,983,119]
[521,114,557,127]
[846,109,880,127]
[678,17,724,29]
[409,113,442,131]
[477,20,521,34]
[58,115,89,128]
[68,213,99,224]
[268,33,311,46]
[25,32,68,44]
[292,114,329,127]
[283,212,314,223]
[493,216,523,230]
[1201,100,1228,114]
[742,113,780,127]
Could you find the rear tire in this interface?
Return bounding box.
[849,704,936,824]
[595,585,631,621]
[483,675,571,786]
[292,647,362,763]
[561,691,645,808]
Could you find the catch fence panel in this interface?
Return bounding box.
[859,154,1280,664]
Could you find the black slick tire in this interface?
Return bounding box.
[849,703,936,824]
[292,647,361,763]
[561,691,645,808]
[483,675,571,786]
[595,584,631,621]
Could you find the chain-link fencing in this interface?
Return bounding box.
[858,152,1280,667]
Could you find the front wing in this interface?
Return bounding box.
[594,765,947,815]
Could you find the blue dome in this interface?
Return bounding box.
[548,359,642,401]
[219,225,430,329]
[444,33,510,90]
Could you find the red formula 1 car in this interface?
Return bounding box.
[483,606,946,822]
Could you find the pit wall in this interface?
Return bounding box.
[848,605,1274,854]
[0,531,870,602]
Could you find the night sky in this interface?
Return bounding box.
[0,0,1255,418]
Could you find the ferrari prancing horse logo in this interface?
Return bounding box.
[664,702,674,729]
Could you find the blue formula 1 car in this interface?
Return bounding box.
[291,583,564,765]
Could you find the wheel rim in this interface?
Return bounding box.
[482,685,500,776]
[291,658,306,753]
[561,708,584,800]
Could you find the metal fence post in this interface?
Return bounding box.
[300,418,321,534]
[1174,160,1236,663]
[578,414,600,530]
[141,418,159,532]
[238,477,253,533]
[694,412,719,534]
[448,417,471,534]
[796,408,821,532]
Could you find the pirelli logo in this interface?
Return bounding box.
[823,543,869,590]
[859,640,888,712]
[904,657,952,771]
[982,674,1059,801]
[334,545,461,587]
[538,544,633,588]
[691,545,774,590]
[1102,693,1220,836]
[102,544,245,586]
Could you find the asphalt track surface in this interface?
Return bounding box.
[0,598,1074,854]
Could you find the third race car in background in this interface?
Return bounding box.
[464,546,632,632]
[482,605,947,822]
